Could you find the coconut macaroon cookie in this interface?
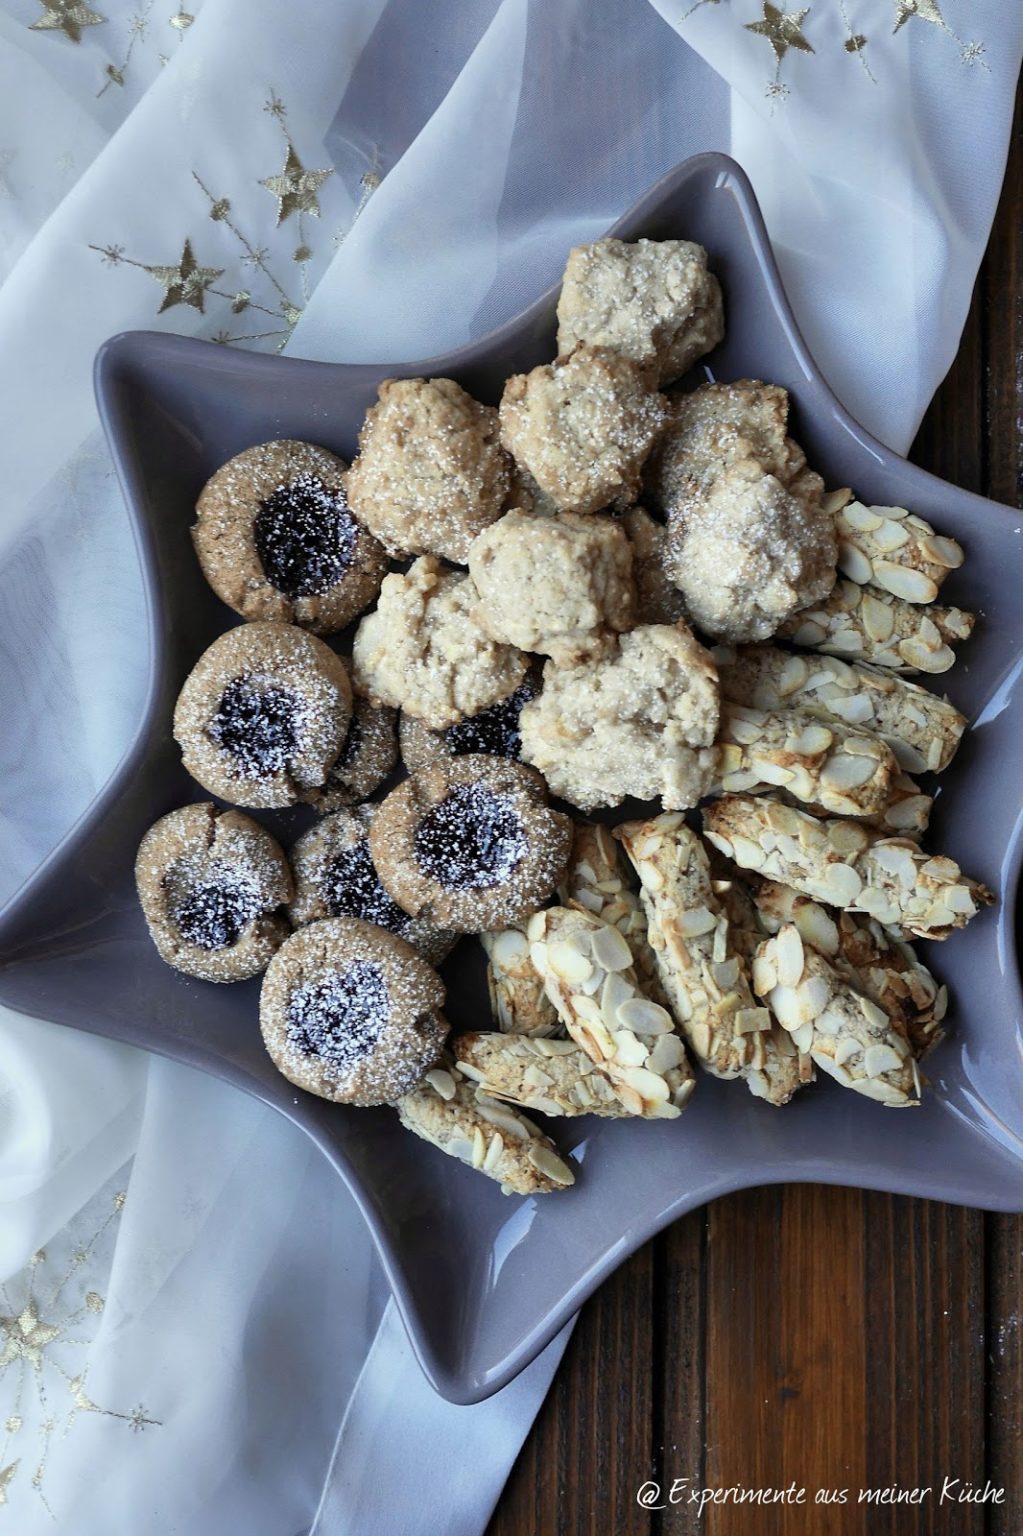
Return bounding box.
[298,695,398,813]
[192,440,387,634]
[556,237,724,385]
[352,556,528,730]
[398,671,540,775]
[174,621,352,808]
[519,623,720,811]
[370,755,573,932]
[260,917,448,1106]
[136,802,292,982]
[346,377,511,563]
[467,508,636,662]
[499,344,668,515]
[288,808,456,966]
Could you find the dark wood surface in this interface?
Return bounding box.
[487,76,1023,1536]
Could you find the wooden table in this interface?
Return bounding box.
[487,78,1023,1536]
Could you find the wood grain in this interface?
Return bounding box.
[487,72,1023,1536]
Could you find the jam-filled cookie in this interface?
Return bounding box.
[174,621,352,808]
[192,440,387,634]
[299,694,398,813]
[136,802,293,982]
[346,377,511,563]
[260,916,447,1105]
[288,808,456,966]
[398,670,540,775]
[369,755,572,932]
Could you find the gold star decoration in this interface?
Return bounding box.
[893,0,943,30]
[745,3,814,61]
[144,239,223,313]
[260,144,332,226]
[0,1303,61,1372]
[0,1462,18,1506]
[29,0,106,43]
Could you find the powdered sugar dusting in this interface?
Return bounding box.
[253,472,356,598]
[414,783,527,891]
[286,960,391,1076]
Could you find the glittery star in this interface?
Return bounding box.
[260,144,332,225]
[0,1462,18,1506]
[960,39,985,64]
[745,3,814,61]
[0,1302,61,1370]
[144,239,223,314]
[892,0,943,30]
[29,0,106,43]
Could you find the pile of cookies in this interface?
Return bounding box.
[136,232,993,1198]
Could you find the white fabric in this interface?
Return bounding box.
[0,1,1019,1530]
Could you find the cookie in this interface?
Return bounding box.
[173,621,352,808]
[369,755,572,932]
[298,694,398,812]
[398,671,540,775]
[467,508,635,662]
[499,344,668,514]
[288,808,457,966]
[260,916,447,1106]
[556,237,724,385]
[352,555,528,729]
[619,506,689,626]
[643,381,835,643]
[192,440,387,634]
[346,377,510,563]
[136,802,292,982]
[519,623,719,811]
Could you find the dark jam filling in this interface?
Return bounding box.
[286,961,390,1071]
[414,784,527,892]
[323,841,408,932]
[253,473,357,599]
[172,878,260,951]
[443,678,538,760]
[207,677,301,780]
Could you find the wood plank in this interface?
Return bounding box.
[485,1242,656,1536]
[981,71,1023,1536]
[655,1210,708,1536]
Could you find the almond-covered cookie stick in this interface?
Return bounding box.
[558,821,671,1009]
[752,880,947,1058]
[480,923,561,1038]
[453,1034,632,1118]
[830,495,964,605]
[776,579,973,674]
[715,644,967,774]
[702,796,993,940]
[752,925,919,1107]
[527,907,695,1118]
[714,702,898,818]
[615,813,811,1106]
[395,1062,576,1195]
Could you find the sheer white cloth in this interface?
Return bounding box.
[0,1,1019,1530]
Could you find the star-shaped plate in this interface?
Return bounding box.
[2,154,1022,1406]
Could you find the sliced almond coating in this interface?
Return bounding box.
[753,926,917,1106]
[616,814,809,1106]
[452,1032,631,1118]
[776,579,974,673]
[558,820,674,1011]
[716,645,966,775]
[395,1065,575,1194]
[835,500,963,603]
[702,795,992,940]
[714,703,897,817]
[481,922,561,1038]
[529,905,695,1116]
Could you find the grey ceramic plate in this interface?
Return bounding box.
[1,153,1022,1407]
